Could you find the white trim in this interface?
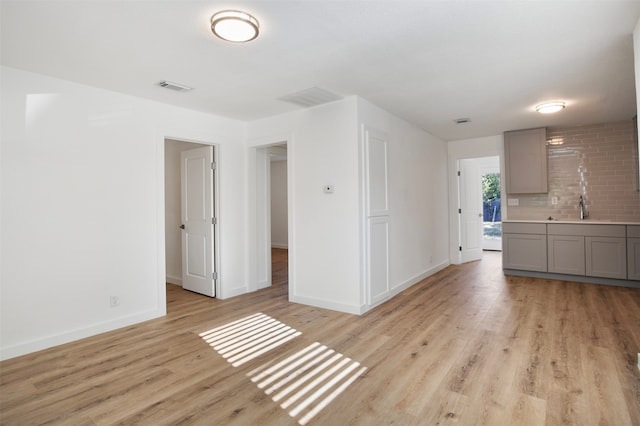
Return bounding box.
[218,285,248,299]
[166,275,183,286]
[159,131,223,300]
[362,261,451,313]
[290,295,363,315]
[271,243,288,249]
[0,308,164,361]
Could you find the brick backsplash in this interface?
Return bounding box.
[507,120,640,222]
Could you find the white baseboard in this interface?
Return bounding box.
[290,295,362,315]
[166,275,182,286]
[0,308,165,361]
[271,243,288,249]
[362,260,451,313]
[218,285,248,300]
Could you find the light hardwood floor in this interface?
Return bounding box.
[1,250,639,425]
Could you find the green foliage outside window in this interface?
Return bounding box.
[482,173,501,202]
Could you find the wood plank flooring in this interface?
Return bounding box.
[1,249,639,425]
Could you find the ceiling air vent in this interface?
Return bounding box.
[278,87,343,108]
[158,81,193,92]
[453,117,472,124]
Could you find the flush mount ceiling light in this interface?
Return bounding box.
[210,10,259,43]
[535,101,566,114]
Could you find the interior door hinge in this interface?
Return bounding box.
[212,217,217,225]
[458,208,462,214]
[459,246,462,252]
[211,162,216,170]
[457,171,461,176]
[212,272,218,280]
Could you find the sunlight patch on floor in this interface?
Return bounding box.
[247,342,367,425]
[199,313,301,367]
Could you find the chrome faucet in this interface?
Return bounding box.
[579,195,589,220]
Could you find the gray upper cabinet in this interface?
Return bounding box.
[504,128,548,194]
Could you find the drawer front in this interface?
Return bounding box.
[547,223,625,237]
[627,226,640,238]
[503,222,546,235]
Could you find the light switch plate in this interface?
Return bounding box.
[551,196,558,205]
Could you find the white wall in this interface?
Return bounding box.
[270,160,288,249]
[247,97,450,314]
[164,139,204,285]
[0,67,245,359]
[447,135,504,264]
[357,98,450,309]
[247,98,362,313]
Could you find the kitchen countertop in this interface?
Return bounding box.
[503,219,640,226]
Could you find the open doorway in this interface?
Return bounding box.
[479,158,501,251]
[458,155,501,263]
[164,138,219,298]
[269,145,289,289]
[249,142,290,296]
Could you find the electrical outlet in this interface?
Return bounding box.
[110,296,120,307]
[507,198,519,206]
[551,196,558,205]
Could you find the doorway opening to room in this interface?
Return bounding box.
[250,142,290,297]
[268,145,289,292]
[458,155,501,263]
[164,138,219,300]
[481,169,501,251]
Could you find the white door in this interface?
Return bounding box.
[181,146,216,297]
[459,159,483,263]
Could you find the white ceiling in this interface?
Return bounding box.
[2,1,639,141]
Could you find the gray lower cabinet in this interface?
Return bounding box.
[628,226,640,280]
[502,223,547,272]
[546,223,628,279]
[548,234,585,275]
[586,236,627,279]
[504,222,638,282]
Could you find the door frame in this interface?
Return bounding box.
[162,136,221,301]
[247,134,293,297]
[447,136,505,265]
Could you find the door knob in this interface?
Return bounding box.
[179,224,185,230]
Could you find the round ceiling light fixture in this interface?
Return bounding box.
[210,10,259,43]
[535,101,566,114]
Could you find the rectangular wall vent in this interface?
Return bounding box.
[159,80,193,92]
[453,117,472,124]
